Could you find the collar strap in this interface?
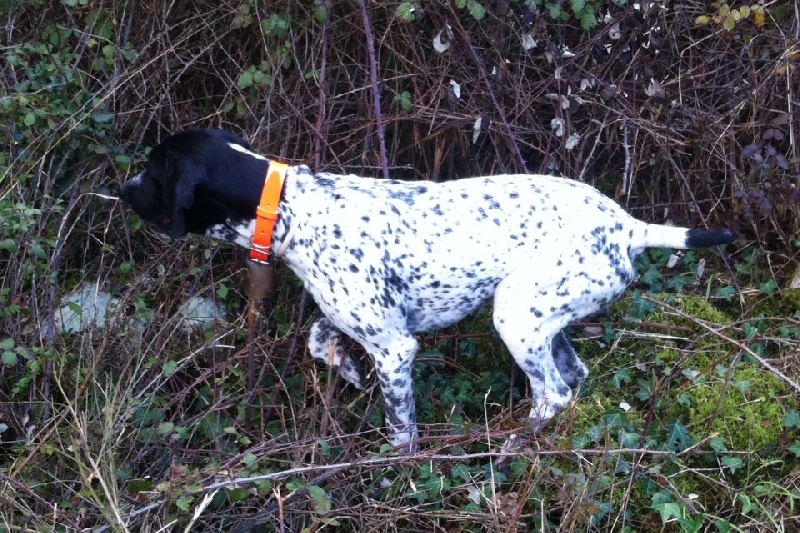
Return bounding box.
[250,161,288,263]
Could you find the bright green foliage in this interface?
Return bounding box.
[395,2,417,22]
[393,91,413,112]
[522,0,626,30]
[237,62,273,90]
[456,0,486,20]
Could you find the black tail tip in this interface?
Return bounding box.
[686,228,737,249]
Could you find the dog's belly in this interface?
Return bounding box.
[401,272,505,332]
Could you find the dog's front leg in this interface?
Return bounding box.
[308,317,366,389]
[366,334,419,452]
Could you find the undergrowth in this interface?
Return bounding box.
[2,0,800,531]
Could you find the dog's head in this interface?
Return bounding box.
[120,129,268,238]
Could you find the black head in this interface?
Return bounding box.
[119,129,269,238]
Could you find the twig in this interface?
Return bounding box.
[622,124,631,195]
[358,0,389,179]
[42,184,82,421]
[204,444,718,492]
[313,2,330,172]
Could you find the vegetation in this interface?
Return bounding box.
[2,0,799,531]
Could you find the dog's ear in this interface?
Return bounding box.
[164,150,206,238]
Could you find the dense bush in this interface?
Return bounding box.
[1,0,799,531]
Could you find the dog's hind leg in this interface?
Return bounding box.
[551,330,589,390]
[492,271,577,429]
[308,317,365,389]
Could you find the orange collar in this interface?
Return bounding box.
[250,161,288,263]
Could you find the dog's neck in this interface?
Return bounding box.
[204,165,313,259]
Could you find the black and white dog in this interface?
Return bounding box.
[120,128,735,450]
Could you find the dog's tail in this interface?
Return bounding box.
[638,224,736,250]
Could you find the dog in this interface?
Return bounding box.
[120,128,735,451]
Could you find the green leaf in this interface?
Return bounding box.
[308,485,331,513]
[242,452,258,466]
[467,0,485,20]
[451,463,474,482]
[393,91,413,112]
[162,360,178,376]
[580,10,598,30]
[788,440,800,457]
[652,501,682,524]
[601,412,625,428]
[722,14,736,31]
[237,70,254,90]
[227,487,251,502]
[23,112,36,126]
[715,285,736,300]
[738,492,753,514]
[395,2,417,22]
[316,439,331,456]
[314,4,328,23]
[176,495,194,512]
[91,112,115,124]
[759,279,778,295]
[619,430,640,448]
[612,368,631,388]
[783,410,800,428]
[721,455,743,474]
[1,350,18,367]
[677,515,704,533]
[0,239,17,252]
[571,434,591,448]
[571,0,586,11]
[709,437,728,453]
[715,518,732,533]
[217,283,228,299]
[261,13,289,38]
[664,419,693,452]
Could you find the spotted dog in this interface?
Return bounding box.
[120,129,736,451]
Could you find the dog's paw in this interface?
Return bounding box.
[339,355,366,389]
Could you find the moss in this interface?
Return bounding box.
[677,364,793,450]
[574,293,795,452]
[671,295,734,325]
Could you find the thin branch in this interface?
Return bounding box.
[358,0,389,179]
